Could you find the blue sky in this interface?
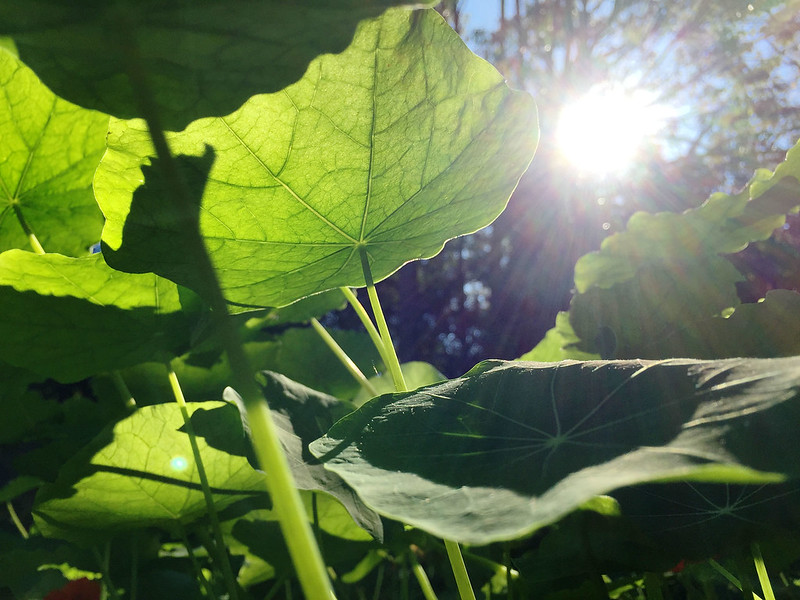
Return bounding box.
[459,0,500,34]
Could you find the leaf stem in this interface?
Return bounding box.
[409,552,439,600]
[11,203,45,255]
[166,365,240,600]
[752,543,776,600]
[5,501,29,539]
[111,371,137,409]
[121,31,335,599]
[444,539,476,600]
[708,559,763,600]
[311,317,379,397]
[178,525,216,600]
[340,287,392,369]
[358,247,407,392]
[357,247,474,600]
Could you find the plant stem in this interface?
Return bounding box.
[444,540,476,600]
[358,248,407,392]
[311,317,379,397]
[358,247,474,600]
[121,33,335,599]
[166,365,240,600]
[340,287,392,369]
[12,203,45,255]
[752,543,776,600]
[6,501,29,539]
[112,370,137,409]
[178,525,216,600]
[409,552,439,600]
[708,559,763,600]
[92,543,120,600]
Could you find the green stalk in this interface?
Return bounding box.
[166,366,240,600]
[358,248,407,392]
[752,543,776,600]
[121,34,335,600]
[112,371,137,409]
[12,203,45,255]
[178,525,217,600]
[340,286,392,369]
[409,552,439,600]
[708,559,763,600]
[6,501,29,539]
[358,247,474,600]
[311,317,379,397]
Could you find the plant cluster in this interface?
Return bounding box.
[1,3,800,599]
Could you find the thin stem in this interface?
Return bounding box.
[708,559,763,600]
[129,534,139,600]
[111,371,137,409]
[92,544,120,600]
[444,539,476,600]
[166,365,240,600]
[178,525,216,600]
[6,501,29,539]
[340,287,391,368]
[311,318,379,397]
[358,248,407,392]
[752,543,776,600]
[121,30,335,599]
[409,552,439,600]
[12,203,45,255]
[372,563,385,600]
[358,248,474,600]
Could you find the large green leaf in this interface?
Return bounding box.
[94,8,538,309]
[0,50,107,256]
[0,249,198,382]
[0,1,435,131]
[310,357,800,545]
[567,140,800,359]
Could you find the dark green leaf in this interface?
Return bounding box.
[0,1,435,131]
[95,8,538,309]
[0,50,107,256]
[310,357,800,544]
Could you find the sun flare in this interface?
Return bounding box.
[556,83,673,175]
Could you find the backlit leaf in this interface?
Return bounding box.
[0,50,107,256]
[95,9,538,309]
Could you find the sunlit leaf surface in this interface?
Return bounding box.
[0,51,107,256]
[311,357,800,544]
[0,250,198,382]
[95,9,538,309]
[0,0,435,131]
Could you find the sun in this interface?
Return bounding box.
[556,83,673,175]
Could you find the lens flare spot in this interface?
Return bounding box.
[170,456,189,472]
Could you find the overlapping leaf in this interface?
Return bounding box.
[0,249,198,382]
[0,0,435,131]
[565,140,800,358]
[310,357,800,545]
[95,8,538,309]
[0,50,107,256]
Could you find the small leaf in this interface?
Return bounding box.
[0,1,436,131]
[0,51,107,256]
[95,9,538,309]
[310,357,800,544]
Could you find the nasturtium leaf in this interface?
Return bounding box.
[310,357,800,545]
[33,401,269,540]
[568,140,800,358]
[0,249,199,382]
[0,1,435,131]
[227,371,383,539]
[95,8,538,309]
[519,312,600,362]
[0,50,107,256]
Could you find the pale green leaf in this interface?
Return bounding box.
[0,249,198,382]
[94,8,538,309]
[0,51,107,256]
